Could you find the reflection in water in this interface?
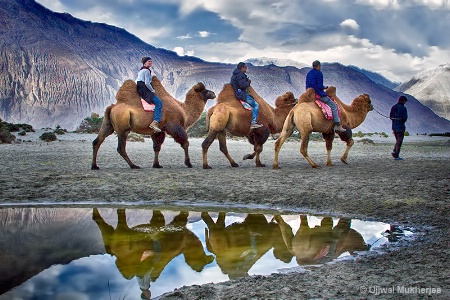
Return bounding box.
[93,208,214,300]
[0,207,407,299]
[274,215,370,265]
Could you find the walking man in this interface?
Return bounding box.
[390,95,408,160]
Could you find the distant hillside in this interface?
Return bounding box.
[1,0,450,134]
[395,64,450,121]
[348,65,400,89]
[245,57,309,69]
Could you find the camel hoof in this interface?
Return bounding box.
[243,154,254,160]
[91,165,99,170]
[203,165,212,169]
[340,158,348,165]
[312,165,321,169]
[256,164,266,168]
[131,165,141,169]
[152,164,163,169]
[231,163,239,167]
[326,163,334,167]
[186,163,193,168]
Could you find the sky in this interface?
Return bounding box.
[35,0,450,83]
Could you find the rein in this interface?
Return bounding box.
[372,106,402,120]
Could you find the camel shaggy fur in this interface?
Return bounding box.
[273,86,373,169]
[201,84,297,169]
[91,77,216,170]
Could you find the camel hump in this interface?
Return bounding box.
[298,88,316,103]
[116,80,141,105]
[216,84,239,104]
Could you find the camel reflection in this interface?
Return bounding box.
[201,212,290,279]
[92,209,214,299]
[274,215,370,265]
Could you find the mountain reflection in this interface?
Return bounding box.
[0,207,393,299]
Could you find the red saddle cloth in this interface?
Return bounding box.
[239,100,252,110]
[315,94,341,120]
[141,99,155,111]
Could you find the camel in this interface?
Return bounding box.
[201,84,297,169]
[273,86,373,169]
[91,77,216,170]
[92,209,214,286]
[201,212,289,279]
[273,215,369,265]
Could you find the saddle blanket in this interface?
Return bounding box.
[141,99,155,111]
[315,94,341,120]
[240,100,252,110]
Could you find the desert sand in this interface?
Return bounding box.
[0,130,449,299]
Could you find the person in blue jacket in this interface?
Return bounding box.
[230,62,263,129]
[390,95,408,160]
[136,56,163,132]
[305,60,346,132]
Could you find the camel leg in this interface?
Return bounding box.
[273,215,294,252]
[217,132,239,168]
[254,144,265,167]
[336,127,353,164]
[322,132,335,166]
[91,118,115,170]
[166,123,192,168]
[300,133,320,168]
[151,132,166,168]
[272,125,295,169]
[245,128,269,167]
[243,152,256,160]
[341,138,354,164]
[201,131,219,169]
[117,131,140,169]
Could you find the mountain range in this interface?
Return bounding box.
[1,0,450,134]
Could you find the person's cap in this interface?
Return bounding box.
[141,56,152,64]
[237,62,246,69]
[312,60,321,68]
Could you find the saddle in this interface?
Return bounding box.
[239,100,252,111]
[141,99,155,111]
[315,94,340,120]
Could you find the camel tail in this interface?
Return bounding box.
[282,109,296,135]
[98,104,115,133]
[206,108,214,132]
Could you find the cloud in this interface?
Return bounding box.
[177,34,192,40]
[340,19,359,30]
[198,31,213,38]
[34,0,450,82]
[173,47,195,56]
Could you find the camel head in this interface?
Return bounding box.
[191,82,216,102]
[298,88,316,103]
[274,91,297,108]
[325,86,337,99]
[354,93,373,112]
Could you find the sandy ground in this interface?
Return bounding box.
[1,130,449,299]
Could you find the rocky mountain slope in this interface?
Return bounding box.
[1,0,450,134]
[396,64,450,121]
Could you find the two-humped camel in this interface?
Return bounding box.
[91,77,216,170]
[273,86,373,169]
[201,84,297,169]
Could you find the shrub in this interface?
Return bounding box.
[54,125,67,135]
[127,132,145,142]
[76,113,104,133]
[39,132,57,142]
[0,118,16,144]
[187,111,208,138]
